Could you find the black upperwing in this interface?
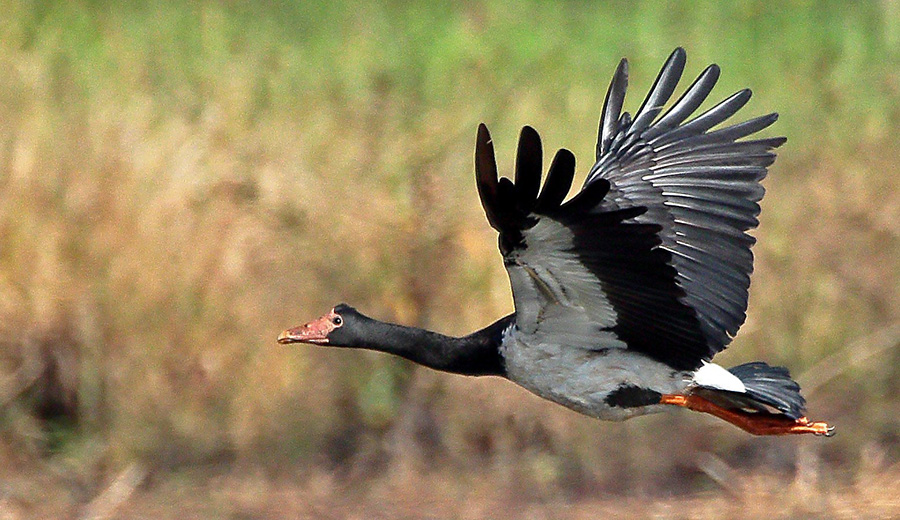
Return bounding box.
[475,48,783,371]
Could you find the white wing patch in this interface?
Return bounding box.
[692,361,746,393]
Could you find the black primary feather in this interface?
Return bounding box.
[628,47,686,137]
[598,58,628,158]
[514,126,542,211]
[535,148,576,212]
[475,123,502,231]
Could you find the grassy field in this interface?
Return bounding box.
[0,1,898,518]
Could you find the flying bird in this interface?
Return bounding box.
[279,48,833,436]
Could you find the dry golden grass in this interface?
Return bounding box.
[1,449,898,519]
[0,2,898,518]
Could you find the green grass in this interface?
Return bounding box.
[0,0,898,513]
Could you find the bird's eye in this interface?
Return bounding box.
[332,316,343,326]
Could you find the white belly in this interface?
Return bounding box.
[501,330,690,421]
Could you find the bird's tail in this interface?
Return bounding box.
[693,361,807,420]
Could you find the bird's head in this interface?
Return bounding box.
[277,303,365,347]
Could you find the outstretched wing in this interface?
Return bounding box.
[475,48,783,371]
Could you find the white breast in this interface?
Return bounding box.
[501,326,690,421]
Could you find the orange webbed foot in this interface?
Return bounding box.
[660,394,834,436]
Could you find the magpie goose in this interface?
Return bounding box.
[279,48,833,436]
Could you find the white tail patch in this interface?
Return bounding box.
[692,362,746,393]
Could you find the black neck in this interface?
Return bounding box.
[345,314,513,377]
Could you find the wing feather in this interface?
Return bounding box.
[535,149,576,212]
[628,48,686,136]
[515,126,543,209]
[476,48,784,370]
[598,59,628,158]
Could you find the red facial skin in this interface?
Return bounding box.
[277,308,343,345]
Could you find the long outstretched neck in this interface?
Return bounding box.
[344,312,512,377]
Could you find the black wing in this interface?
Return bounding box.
[475,48,783,371]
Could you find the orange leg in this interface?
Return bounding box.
[660,394,834,436]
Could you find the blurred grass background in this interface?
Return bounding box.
[0,0,898,518]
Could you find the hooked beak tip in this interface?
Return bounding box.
[276,330,295,344]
